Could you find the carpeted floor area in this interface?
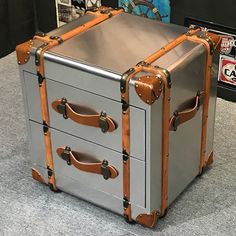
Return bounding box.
[0,52,236,236]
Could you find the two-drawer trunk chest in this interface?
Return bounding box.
[16,7,221,228]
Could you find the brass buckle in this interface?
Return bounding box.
[99,111,109,133]
[173,111,180,131]
[61,146,72,165]
[101,160,111,180]
[57,98,68,119]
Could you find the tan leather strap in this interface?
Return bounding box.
[34,8,123,76]
[121,27,201,223]
[39,79,57,191]
[169,93,202,131]
[51,98,117,133]
[56,147,119,180]
[138,66,170,216]
[187,32,221,173]
[144,27,200,65]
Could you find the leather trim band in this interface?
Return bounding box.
[144,28,200,65]
[32,168,46,184]
[140,66,171,216]
[187,32,221,173]
[34,8,123,77]
[121,27,201,224]
[39,79,57,191]
[52,99,117,133]
[56,147,119,179]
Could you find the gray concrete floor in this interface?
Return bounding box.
[0,53,236,236]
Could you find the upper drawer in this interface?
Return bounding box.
[46,78,146,161]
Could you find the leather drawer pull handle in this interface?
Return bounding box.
[169,91,203,131]
[56,147,119,180]
[52,98,117,133]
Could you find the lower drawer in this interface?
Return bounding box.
[50,127,146,208]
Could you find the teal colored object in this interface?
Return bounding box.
[119,0,170,23]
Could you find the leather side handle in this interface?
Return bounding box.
[52,98,117,133]
[169,92,203,131]
[56,147,119,180]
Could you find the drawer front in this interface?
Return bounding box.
[22,72,41,122]
[29,121,46,169]
[47,78,146,161]
[51,127,146,208]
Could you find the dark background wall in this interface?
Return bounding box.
[1,0,236,59]
[171,0,236,28]
[0,0,35,58]
[34,0,57,33]
[0,0,57,58]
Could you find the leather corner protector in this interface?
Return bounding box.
[206,151,214,166]
[136,210,160,228]
[32,168,46,184]
[135,75,163,105]
[16,40,33,65]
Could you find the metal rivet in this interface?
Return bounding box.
[168,97,171,101]
[24,59,28,62]
[139,94,142,97]
[159,89,162,92]
[27,51,30,55]
[151,100,154,103]
[18,61,21,64]
[147,100,149,103]
[135,84,138,88]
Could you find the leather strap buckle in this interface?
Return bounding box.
[60,146,72,165]
[173,111,180,131]
[101,160,111,180]
[99,111,109,133]
[57,98,68,119]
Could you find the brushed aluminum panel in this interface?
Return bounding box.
[46,78,145,161]
[47,13,187,75]
[166,44,207,205]
[28,121,46,169]
[56,175,146,218]
[44,57,121,102]
[22,72,42,123]
[50,127,146,208]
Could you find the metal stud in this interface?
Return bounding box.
[139,94,142,97]
[135,84,138,88]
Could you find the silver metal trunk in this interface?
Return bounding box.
[18,11,218,224]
